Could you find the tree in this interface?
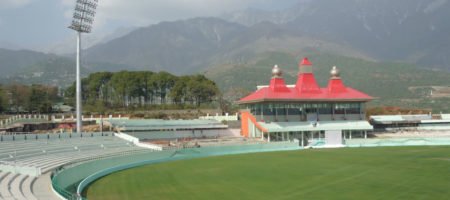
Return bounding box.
[28,84,56,113]
[85,72,113,105]
[170,76,190,105]
[186,75,219,106]
[151,71,177,104]
[8,84,31,113]
[0,85,7,112]
[135,71,155,105]
[110,71,131,107]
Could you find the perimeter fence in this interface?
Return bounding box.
[51,137,450,200]
[51,142,301,200]
[345,137,450,147]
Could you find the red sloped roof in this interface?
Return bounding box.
[327,78,347,93]
[238,87,372,103]
[269,77,290,92]
[238,58,373,104]
[300,57,312,66]
[295,73,321,93]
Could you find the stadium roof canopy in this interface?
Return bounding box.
[370,115,432,124]
[109,119,228,131]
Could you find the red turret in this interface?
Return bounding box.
[327,66,347,93]
[295,57,321,93]
[269,65,290,92]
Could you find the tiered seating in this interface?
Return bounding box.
[0,172,37,200]
[109,119,227,131]
[0,134,151,200]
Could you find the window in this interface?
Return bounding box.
[276,108,286,115]
[319,108,332,114]
[263,104,274,116]
[287,108,300,115]
[334,103,362,114]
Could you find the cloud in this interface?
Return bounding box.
[62,0,284,28]
[0,0,35,9]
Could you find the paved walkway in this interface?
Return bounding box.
[32,173,61,200]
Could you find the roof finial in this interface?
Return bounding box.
[330,66,340,79]
[272,65,282,78]
[300,57,313,66]
[298,57,313,74]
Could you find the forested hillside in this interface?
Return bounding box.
[206,52,450,111]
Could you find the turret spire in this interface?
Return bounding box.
[295,57,321,93]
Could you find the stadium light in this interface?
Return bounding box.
[68,0,99,134]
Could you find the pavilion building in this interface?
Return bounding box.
[238,58,374,147]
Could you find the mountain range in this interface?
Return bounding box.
[0,0,450,110]
[0,48,89,86]
[223,0,450,69]
[78,0,450,72]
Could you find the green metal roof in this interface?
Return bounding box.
[370,115,432,124]
[420,119,450,124]
[109,119,227,131]
[259,120,373,133]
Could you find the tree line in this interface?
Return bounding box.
[0,84,60,113]
[65,71,221,110]
[0,71,221,114]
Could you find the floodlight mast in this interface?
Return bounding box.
[68,0,98,134]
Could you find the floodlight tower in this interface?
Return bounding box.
[68,0,98,134]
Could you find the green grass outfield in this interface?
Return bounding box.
[86,146,450,200]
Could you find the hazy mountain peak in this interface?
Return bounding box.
[43,26,138,55]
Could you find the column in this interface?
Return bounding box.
[268,133,271,142]
[349,130,352,140]
[285,107,288,122]
[364,131,367,139]
[275,106,278,122]
[301,132,304,147]
[252,124,256,138]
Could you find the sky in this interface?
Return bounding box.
[0,0,298,51]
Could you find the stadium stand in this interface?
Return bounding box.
[0,133,152,200]
[109,119,228,131]
[370,114,450,131]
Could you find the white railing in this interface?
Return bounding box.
[115,132,163,151]
[0,115,49,127]
[199,113,238,121]
[51,114,129,123]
